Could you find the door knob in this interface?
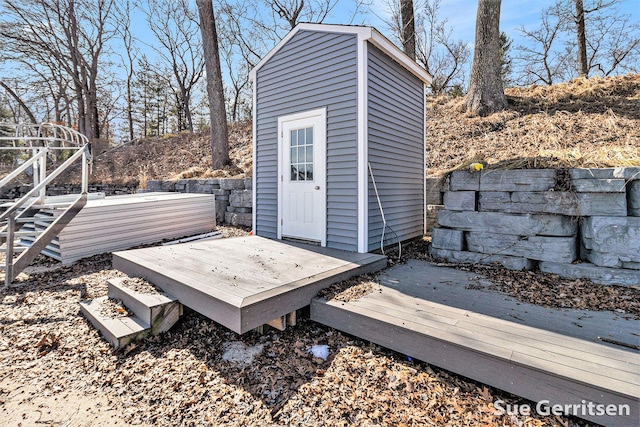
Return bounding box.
[315,186,320,190]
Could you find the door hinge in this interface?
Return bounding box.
[281,219,283,225]
[281,175,283,182]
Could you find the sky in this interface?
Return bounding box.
[362,0,639,49]
[3,0,638,134]
[127,0,640,75]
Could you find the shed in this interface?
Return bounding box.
[249,23,432,253]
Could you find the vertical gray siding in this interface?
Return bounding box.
[255,30,359,251]
[367,43,424,251]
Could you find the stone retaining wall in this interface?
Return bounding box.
[0,183,138,199]
[147,178,252,227]
[429,168,640,287]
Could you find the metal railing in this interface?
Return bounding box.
[0,123,93,285]
[0,122,92,203]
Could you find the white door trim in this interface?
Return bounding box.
[277,108,327,246]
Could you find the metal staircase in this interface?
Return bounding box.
[0,123,92,286]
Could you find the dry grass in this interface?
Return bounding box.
[57,122,253,186]
[49,74,640,185]
[426,74,640,176]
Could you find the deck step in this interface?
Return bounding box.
[79,296,151,349]
[80,278,183,349]
[107,277,182,334]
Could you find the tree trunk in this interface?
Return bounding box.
[400,0,416,60]
[196,0,229,169]
[575,0,589,77]
[464,0,507,117]
[127,75,134,140]
[232,89,240,122]
[182,88,194,132]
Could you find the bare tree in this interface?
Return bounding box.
[218,0,338,63]
[0,0,115,140]
[558,0,639,78]
[262,0,338,31]
[217,0,271,70]
[0,81,37,124]
[220,42,251,122]
[196,0,229,169]
[515,3,572,85]
[144,0,205,132]
[115,0,137,141]
[214,0,341,121]
[587,9,640,75]
[400,0,416,60]
[21,62,74,124]
[384,0,470,94]
[0,34,77,126]
[573,0,639,76]
[464,0,507,116]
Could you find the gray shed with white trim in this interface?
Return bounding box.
[250,23,432,253]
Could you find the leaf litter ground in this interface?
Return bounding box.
[1,230,626,426]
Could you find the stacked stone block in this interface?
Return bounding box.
[430,168,640,287]
[147,177,252,227]
[630,181,640,217]
[425,177,448,235]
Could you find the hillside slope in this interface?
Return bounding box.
[426,74,639,175]
[66,122,253,187]
[72,74,639,186]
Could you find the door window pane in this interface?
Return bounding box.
[306,127,313,145]
[289,126,315,182]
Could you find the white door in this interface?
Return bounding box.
[278,108,326,245]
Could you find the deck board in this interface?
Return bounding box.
[351,294,638,373]
[113,236,387,334]
[321,297,638,393]
[311,259,640,427]
[121,250,263,298]
[358,284,638,365]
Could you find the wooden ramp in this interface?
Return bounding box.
[311,260,640,427]
[113,236,387,334]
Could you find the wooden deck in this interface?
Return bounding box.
[311,260,640,427]
[113,236,387,334]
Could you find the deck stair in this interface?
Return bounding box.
[79,277,182,349]
[0,123,92,286]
